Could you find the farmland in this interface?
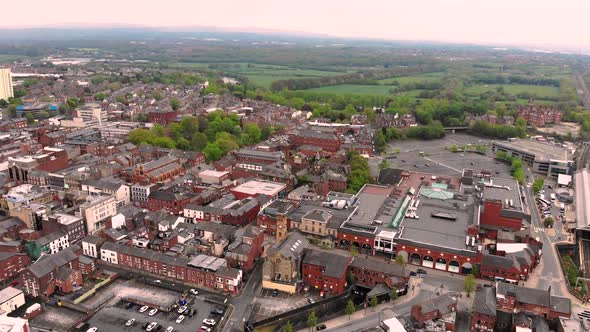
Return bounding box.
[170,62,344,88]
[464,84,561,99]
[304,84,396,95]
[377,72,445,85]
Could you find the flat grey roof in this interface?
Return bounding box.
[398,188,475,252]
[480,177,522,211]
[575,169,590,229]
[493,139,571,162]
[347,185,392,227]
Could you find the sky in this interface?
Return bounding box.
[3,0,590,50]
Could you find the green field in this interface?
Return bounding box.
[464,84,560,98]
[0,54,25,64]
[304,84,396,95]
[170,62,343,88]
[377,72,445,85]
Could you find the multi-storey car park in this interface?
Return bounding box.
[492,138,574,178]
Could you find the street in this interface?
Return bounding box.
[226,260,263,332]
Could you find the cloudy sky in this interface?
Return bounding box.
[3,0,590,50]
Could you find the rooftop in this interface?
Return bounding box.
[187,254,227,272]
[347,184,392,227]
[397,185,477,254]
[575,169,590,229]
[302,249,350,278]
[479,176,522,211]
[493,139,572,161]
[231,180,286,197]
[0,286,22,304]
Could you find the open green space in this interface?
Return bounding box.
[304,84,396,95]
[170,62,343,88]
[0,54,26,64]
[464,84,560,98]
[377,72,445,85]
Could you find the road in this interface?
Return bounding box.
[226,260,263,332]
[523,172,567,297]
[574,73,590,109]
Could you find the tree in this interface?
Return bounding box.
[533,178,544,193]
[307,310,318,331]
[0,99,8,108]
[390,287,399,303]
[152,137,176,149]
[347,271,355,285]
[152,91,163,101]
[25,113,34,124]
[170,97,181,110]
[369,296,378,311]
[284,320,293,332]
[7,104,17,118]
[203,142,224,162]
[464,274,476,297]
[544,217,554,228]
[379,159,390,170]
[344,299,355,320]
[395,254,407,272]
[191,132,208,151]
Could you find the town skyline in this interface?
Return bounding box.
[1,0,590,52]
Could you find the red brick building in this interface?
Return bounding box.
[148,191,196,214]
[183,197,262,226]
[411,295,457,331]
[471,287,496,332]
[38,131,66,147]
[348,256,409,290]
[0,253,30,283]
[8,147,69,183]
[148,110,178,125]
[301,249,351,295]
[517,105,562,127]
[132,155,184,184]
[289,130,341,152]
[100,242,242,295]
[21,246,81,298]
[225,225,265,272]
[496,283,571,320]
[480,200,527,232]
[257,200,296,236]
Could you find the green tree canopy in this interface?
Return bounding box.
[307,310,318,330]
[464,274,476,297]
[345,299,355,320]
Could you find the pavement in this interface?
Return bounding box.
[225,260,263,332]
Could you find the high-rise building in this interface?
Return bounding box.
[0,67,14,101]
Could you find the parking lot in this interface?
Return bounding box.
[251,289,322,321]
[86,294,225,332]
[385,134,512,178]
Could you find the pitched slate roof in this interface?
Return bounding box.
[29,246,79,278]
[302,249,350,278]
[472,287,496,317]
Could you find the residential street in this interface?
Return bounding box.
[226,261,263,332]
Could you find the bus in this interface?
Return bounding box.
[537,197,551,207]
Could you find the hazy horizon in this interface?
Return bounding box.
[2,0,589,51]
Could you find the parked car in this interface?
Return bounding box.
[177,306,187,314]
[146,322,158,332]
[200,326,212,332]
[416,268,427,275]
[203,318,216,326]
[271,289,279,297]
[125,302,134,310]
[148,308,158,316]
[190,289,199,295]
[153,326,162,332]
[409,271,417,276]
[165,327,174,332]
[125,318,136,327]
[86,328,98,332]
[316,324,327,330]
[176,315,185,324]
[139,306,150,313]
[307,298,315,304]
[154,280,161,283]
[210,308,224,315]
